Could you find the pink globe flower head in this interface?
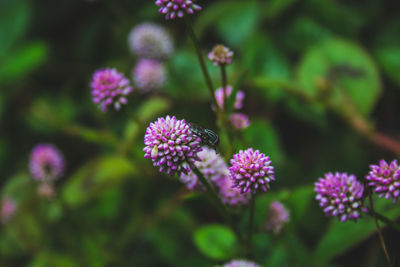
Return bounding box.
[179,146,228,190]
[214,86,245,111]
[315,172,366,222]
[229,148,275,194]
[366,159,400,203]
[144,116,203,176]
[29,144,65,182]
[134,59,166,92]
[265,201,290,234]
[223,259,260,267]
[230,113,250,130]
[155,0,202,20]
[1,197,16,224]
[208,44,234,66]
[90,68,133,112]
[128,23,173,59]
[218,176,250,206]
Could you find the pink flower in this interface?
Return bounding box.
[366,159,400,202]
[229,148,274,194]
[155,0,202,20]
[208,44,233,66]
[144,116,202,176]
[230,113,250,130]
[90,68,133,112]
[315,172,366,222]
[29,144,65,182]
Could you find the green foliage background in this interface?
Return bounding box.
[1,0,400,266]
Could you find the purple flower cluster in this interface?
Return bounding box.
[214,86,245,111]
[366,159,400,203]
[29,144,65,182]
[90,68,133,112]
[229,148,275,194]
[223,259,260,267]
[315,172,366,222]
[265,201,290,234]
[179,146,227,189]
[128,23,173,59]
[144,116,202,176]
[208,44,234,66]
[230,113,250,130]
[134,59,166,92]
[155,0,202,20]
[218,176,250,206]
[179,146,250,205]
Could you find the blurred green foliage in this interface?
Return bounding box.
[1,0,400,266]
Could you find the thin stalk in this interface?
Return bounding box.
[184,17,218,110]
[221,65,227,111]
[192,167,243,242]
[248,195,256,253]
[369,210,400,232]
[367,188,393,267]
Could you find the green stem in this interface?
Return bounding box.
[184,17,218,110]
[248,195,255,244]
[370,211,400,231]
[221,65,227,111]
[192,167,243,243]
[366,187,393,267]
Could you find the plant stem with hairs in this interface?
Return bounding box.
[184,17,218,111]
[192,167,243,243]
[364,182,394,267]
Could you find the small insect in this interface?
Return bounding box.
[189,123,220,148]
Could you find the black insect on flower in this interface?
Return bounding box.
[189,123,220,148]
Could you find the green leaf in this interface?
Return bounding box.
[287,185,314,222]
[136,97,171,123]
[62,156,136,207]
[245,35,290,102]
[193,224,238,260]
[29,251,79,267]
[297,38,382,115]
[167,51,217,98]
[243,119,284,165]
[195,1,261,47]
[313,197,400,264]
[0,42,48,83]
[373,20,400,86]
[263,0,297,19]
[0,0,30,58]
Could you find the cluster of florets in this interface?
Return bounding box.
[315,172,366,222]
[133,59,166,92]
[90,68,133,112]
[366,159,400,203]
[229,148,275,194]
[178,146,250,205]
[128,23,173,59]
[218,176,250,206]
[179,146,226,190]
[223,259,260,267]
[29,144,65,182]
[143,116,202,176]
[208,44,234,66]
[155,0,202,20]
[230,113,250,130]
[265,201,290,234]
